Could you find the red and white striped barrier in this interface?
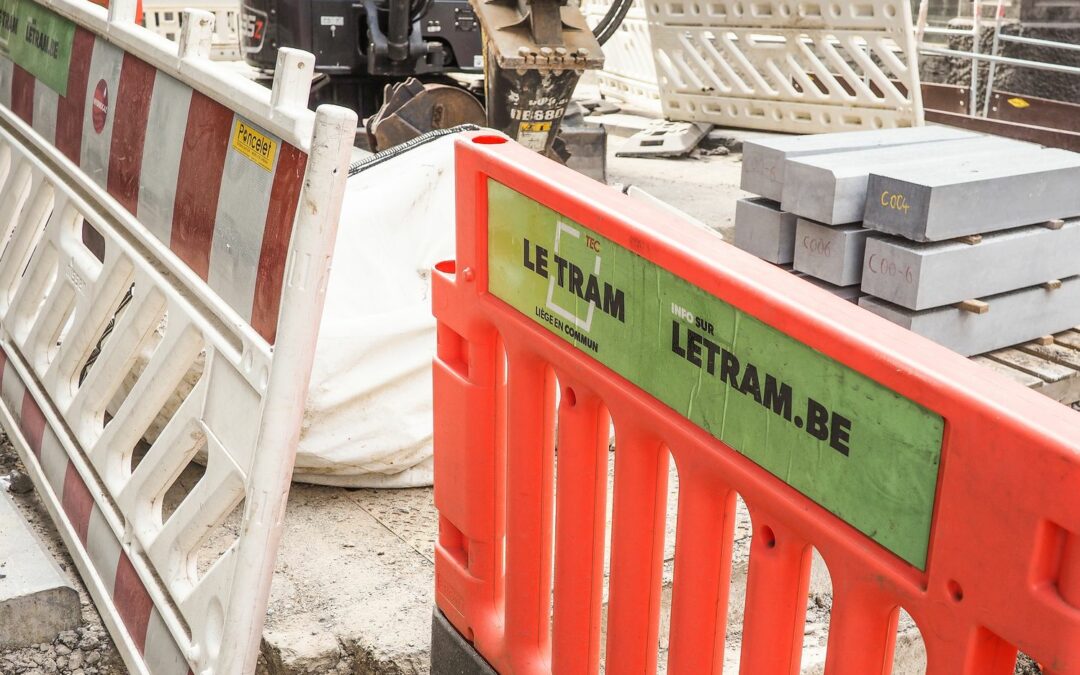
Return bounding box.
[0,0,357,673]
[0,23,306,343]
[0,346,191,675]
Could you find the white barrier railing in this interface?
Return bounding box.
[645,0,925,133]
[0,0,356,673]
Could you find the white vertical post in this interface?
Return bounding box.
[215,103,358,675]
[906,0,926,124]
[981,0,1005,117]
[106,0,138,24]
[178,9,215,60]
[271,48,315,114]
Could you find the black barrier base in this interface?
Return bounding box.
[431,608,498,675]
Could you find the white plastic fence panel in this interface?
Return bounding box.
[143,2,242,60]
[581,0,663,113]
[648,0,925,132]
[0,1,356,673]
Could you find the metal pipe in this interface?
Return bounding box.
[920,46,1080,75]
[997,33,1080,52]
[921,26,977,35]
[970,0,981,116]
[387,0,411,61]
[981,0,1004,117]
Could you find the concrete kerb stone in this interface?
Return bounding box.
[0,488,80,650]
[740,126,980,202]
[859,276,1080,356]
[779,135,1031,225]
[863,147,1080,241]
[793,218,870,287]
[861,220,1080,311]
[734,197,798,264]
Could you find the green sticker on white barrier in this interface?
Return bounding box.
[487,179,944,569]
[0,0,74,97]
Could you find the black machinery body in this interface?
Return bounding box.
[240,0,484,112]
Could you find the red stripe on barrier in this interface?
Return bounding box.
[18,390,45,458]
[55,27,95,163]
[61,463,95,545]
[113,552,153,654]
[250,144,307,343]
[11,65,34,124]
[170,92,232,279]
[107,53,155,213]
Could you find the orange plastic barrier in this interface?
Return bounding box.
[432,132,1080,674]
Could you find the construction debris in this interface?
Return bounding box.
[616,120,711,158]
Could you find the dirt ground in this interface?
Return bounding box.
[0,439,126,675]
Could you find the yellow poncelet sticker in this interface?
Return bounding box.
[1007,97,1030,109]
[519,121,552,133]
[232,120,277,171]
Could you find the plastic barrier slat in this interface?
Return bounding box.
[550,386,608,674]
[503,351,555,669]
[604,428,668,674]
[822,584,897,674]
[432,133,1080,675]
[666,475,734,674]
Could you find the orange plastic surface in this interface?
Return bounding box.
[431,132,1080,675]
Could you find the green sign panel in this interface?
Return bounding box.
[0,0,74,96]
[487,180,945,569]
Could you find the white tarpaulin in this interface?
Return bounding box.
[290,135,458,487]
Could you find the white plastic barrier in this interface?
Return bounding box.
[647,0,925,132]
[143,1,241,60]
[0,0,356,673]
[581,0,663,114]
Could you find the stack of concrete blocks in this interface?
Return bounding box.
[735,127,1080,356]
[858,144,1080,356]
[734,126,985,302]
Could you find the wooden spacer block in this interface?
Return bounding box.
[957,234,983,245]
[956,299,990,314]
[1034,335,1055,346]
[1042,279,1063,290]
[1045,218,1065,230]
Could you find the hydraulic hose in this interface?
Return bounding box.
[592,0,634,45]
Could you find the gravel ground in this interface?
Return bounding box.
[0,437,127,675]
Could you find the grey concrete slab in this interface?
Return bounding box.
[780,136,1029,225]
[734,197,797,263]
[861,220,1080,310]
[793,218,870,286]
[616,121,711,158]
[863,147,1080,241]
[0,489,80,650]
[740,126,979,201]
[858,277,1080,356]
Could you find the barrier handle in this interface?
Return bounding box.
[218,103,357,674]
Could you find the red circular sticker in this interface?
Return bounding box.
[92,80,108,134]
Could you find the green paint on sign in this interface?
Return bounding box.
[0,0,74,96]
[487,180,944,569]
